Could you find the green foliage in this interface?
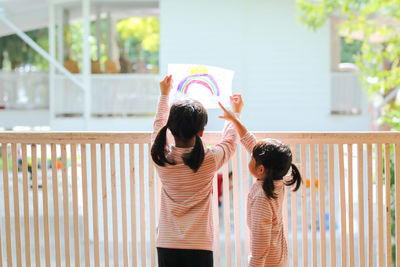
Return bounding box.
[116,17,159,72]
[0,28,49,71]
[341,37,362,63]
[0,16,159,73]
[66,21,103,67]
[296,0,339,30]
[297,0,400,130]
[117,17,159,52]
[382,102,400,129]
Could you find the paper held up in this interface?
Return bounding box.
[167,64,234,109]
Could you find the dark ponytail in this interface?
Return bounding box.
[262,171,277,199]
[252,139,302,199]
[151,125,176,167]
[284,163,302,192]
[152,98,208,172]
[182,134,205,172]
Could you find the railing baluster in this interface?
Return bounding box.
[50,144,61,267]
[139,144,146,267]
[232,151,242,267]
[212,172,221,267]
[0,206,2,267]
[129,144,138,266]
[338,144,347,267]
[290,144,298,267]
[147,144,156,267]
[40,144,51,267]
[22,143,32,266]
[100,143,110,267]
[241,147,250,267]
[61,144,70,266]
[110,143,119,267]
[282,174,289,242]
[2,144,12,266]
[12,143,22,267]
[377,144,384,266]
[90,144,100,267]
[347,144,354,267]
[367,143,373,267]
[300,144,308,267]
[222,163,232,267]
[31,144,41,267]
[384,144,392,267]
[70,144,80,267]
[1,133,400,267]
[80,144,91,267]
[396,143,400,267]
[328,144,336,267]
[318,144,326,267]
[310,144,317,267]
[120,144,129,267]
[357,144,365,267]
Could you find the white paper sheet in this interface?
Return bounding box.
[168,64,234,109]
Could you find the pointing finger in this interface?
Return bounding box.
[218,102,228,112]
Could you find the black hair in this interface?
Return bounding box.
[252,139,302,199]
[151,99,208,172]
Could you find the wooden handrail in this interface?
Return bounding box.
[0,132,399,266]
[0,131,399,144]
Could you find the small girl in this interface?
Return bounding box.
[219,97,302,267]
[151,75,242,267]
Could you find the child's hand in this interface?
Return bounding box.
[231,94,244,114]
[218,102,238,122]
[219,94,248,138]
[160,75,173,95]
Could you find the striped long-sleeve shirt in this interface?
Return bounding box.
[151,95,238,251]
[241,132,288,267]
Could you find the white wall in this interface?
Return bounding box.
[160,0,371,131]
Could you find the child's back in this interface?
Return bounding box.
[151,76,242,266]
[156,143,232,249]
[242,133,291,266]
[219,98,301,267]
[247,177,288,266]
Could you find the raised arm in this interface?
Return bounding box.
[211,117,239,170]
[151,75,172,144]
[210,95,244,170]
[218,95,257,154]
[240,131,257,155]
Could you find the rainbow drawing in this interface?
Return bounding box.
[177,73,220,96]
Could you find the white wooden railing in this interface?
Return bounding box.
[54,74,159,117]
[0,72,49,110]
[0,132,400,266]
[0,71,159,116]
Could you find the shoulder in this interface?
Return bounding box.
[205,146,220,162]
[202,146,218,166]
[249,182,273,210]
[249,181,266,198]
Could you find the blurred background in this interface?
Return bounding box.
[0,0,398,132]
[1,1,400,266]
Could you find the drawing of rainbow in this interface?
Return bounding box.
[177,73,220,96]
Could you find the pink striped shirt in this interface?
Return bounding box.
[241,132,288,267]
[151,95,238,251]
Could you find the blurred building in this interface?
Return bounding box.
[0,0,370,131]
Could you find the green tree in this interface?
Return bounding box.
[116,17,159,72]
[66,21,102,67]
[297,0,400,130]
[0,28,49,71]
